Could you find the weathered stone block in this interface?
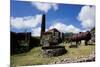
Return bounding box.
[42,46,67,57]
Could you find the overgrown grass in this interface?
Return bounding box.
[11,43,95,67]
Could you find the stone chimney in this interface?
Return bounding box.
[40,14,45,38]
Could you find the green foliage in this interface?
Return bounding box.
[29,37,40,48]
[64,32,74,37]
[91,27,95,33]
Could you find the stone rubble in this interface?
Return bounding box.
[50,51,95,64]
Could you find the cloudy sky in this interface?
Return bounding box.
[10,0,95,36]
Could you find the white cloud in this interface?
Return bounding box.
[49,22,81,33]
[31,22,81,37]
[31,27,48,37]
[31,2,58,13]
[31,27,41,36]
[11,14,42,29]
[31,22,81,36]
[77,6,95,30]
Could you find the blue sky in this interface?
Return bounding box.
[10,0,95,36]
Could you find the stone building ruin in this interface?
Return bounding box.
[40,14,66,57]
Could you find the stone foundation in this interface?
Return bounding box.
[42,46,67,57]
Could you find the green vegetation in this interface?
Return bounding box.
[64,32,74,37]
[91,27,95,32]
[11,43,95,67]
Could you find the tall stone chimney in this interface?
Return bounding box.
[40,14,45,38]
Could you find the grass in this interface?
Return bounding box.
[11,43,95,67]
